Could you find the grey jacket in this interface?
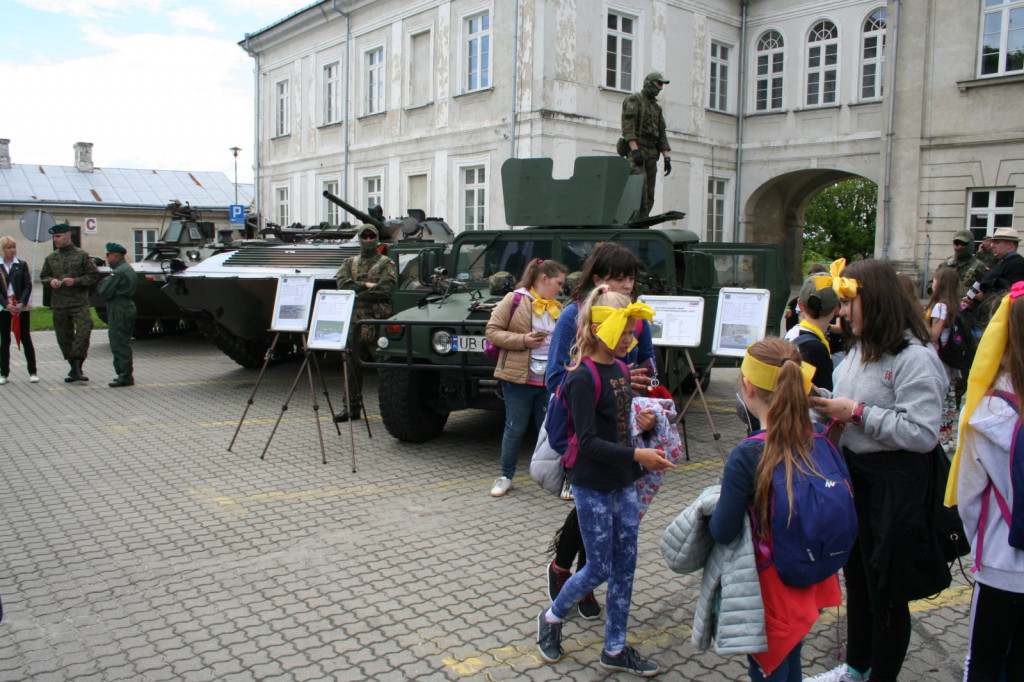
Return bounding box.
[661,486,767,655]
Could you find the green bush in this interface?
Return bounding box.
[29,307,107,331]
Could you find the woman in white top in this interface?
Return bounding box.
[925,266,964,448]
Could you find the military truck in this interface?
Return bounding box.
[163,195,454,367]
[359,156,789,443]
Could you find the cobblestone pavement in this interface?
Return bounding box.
[0,332,972,681]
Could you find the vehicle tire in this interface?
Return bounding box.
[133,319,156,338]
[378,368,449,443]
[195,319,271,369]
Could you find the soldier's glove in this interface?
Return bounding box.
[663,157,672,176]
[629,149,645,167]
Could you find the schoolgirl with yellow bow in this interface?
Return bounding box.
[486,258,569,497]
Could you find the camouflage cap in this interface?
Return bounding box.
[105,242,127,254]
[358,223,379,238]
[953,230,974,244]
[48,222,71,234]
[645,71,670,84]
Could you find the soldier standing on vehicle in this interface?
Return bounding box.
[97,242,136,387]
[333,224,397,422]
[621,71,672,219]
[40,223,99,382]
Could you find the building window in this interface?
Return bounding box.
[409,31,432,106]
[806,20,838,106]
[323,180,340,225]
[133,229,157,261]
[463,166,486,231]
[275,187,290,226]
[707,178,727,242]
[324,62,341,124]
[968,188,1015,241]
[366,47,385,114]
[709,42,730,112]
[606,11,635,91]
[755,31,784,111]
[861,9,886,100]
[981,0,1024,76]
[466,12,490,91]
[363,176,383,212]
[275,79,290,137]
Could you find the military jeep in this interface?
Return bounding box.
[360,157,788,443]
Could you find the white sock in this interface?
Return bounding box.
[544,609,562,624]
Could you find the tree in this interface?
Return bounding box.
[802,178,878,261]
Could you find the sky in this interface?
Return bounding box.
[0,0,297,184]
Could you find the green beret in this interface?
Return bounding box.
[49,223,71,234]
[105,242,127,254]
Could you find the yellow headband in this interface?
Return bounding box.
[830,258,860,299]
[592,301,655,352]
[945,281,1024,506]
[741,350,815,395]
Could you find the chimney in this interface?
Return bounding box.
[0,139,10,169]
[74,141,94,172]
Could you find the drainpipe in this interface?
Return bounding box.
[733,0,748,241]
[241,35,262,227]
[332,0,352,201]
[510,0,519,158]
[882,0,901,259]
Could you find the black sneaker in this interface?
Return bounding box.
[578,591,601,620]
[547,562,571,601]
[536,611,563,663]
[600,646,659,677]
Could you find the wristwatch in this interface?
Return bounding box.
[850,402,865,426]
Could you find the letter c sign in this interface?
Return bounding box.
[84,217,98,234]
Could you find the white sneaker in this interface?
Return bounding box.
[804,664,868,682]
[0,377,7,385]
[490,476,514,497]
[29,375,39,383]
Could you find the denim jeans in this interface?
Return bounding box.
[748,641,802,682]
[499,381,547,479]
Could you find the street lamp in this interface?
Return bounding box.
[229,147,241,205]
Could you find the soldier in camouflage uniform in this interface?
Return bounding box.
[96,242,137,387]
[333,224,397,422]
[39,223,99,382]
[943,229,988,290]
[621,71,672,219]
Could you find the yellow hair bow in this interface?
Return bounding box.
[591,302,655,353]
[741,350,816,395]
[830,258,860,299]
[529,288,561,320]
[945,281,1024,506]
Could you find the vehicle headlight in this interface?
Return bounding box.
[377,337,389,349]
[431,329,455,355]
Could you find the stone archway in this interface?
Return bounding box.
[742,169,874,284]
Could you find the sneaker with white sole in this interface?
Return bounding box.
[536,610,563,663]
[490,476,514,497]
[804,664,869,681]
[600,646,659,676]
[29,375,39,383]
[0,377,7,385]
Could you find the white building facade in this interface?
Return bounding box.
[240,0,1024,282]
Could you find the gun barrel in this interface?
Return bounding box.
[322,191,384,230]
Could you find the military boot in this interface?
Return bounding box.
[65,360,78,383]
[68,359,88,382]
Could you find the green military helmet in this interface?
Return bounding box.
[563,270,583,297]
[489,271,515,295]
[645,71,670,85]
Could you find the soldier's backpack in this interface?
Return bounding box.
[938,305,984,372]
[973,390,1024,566]
[745,429,859,588]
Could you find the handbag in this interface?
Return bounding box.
[929,444,971,562]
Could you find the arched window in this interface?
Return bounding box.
[861,9,886,99]
[755,30,785,111]
[806,20,838,106]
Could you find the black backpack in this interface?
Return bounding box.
[938,306,984,372]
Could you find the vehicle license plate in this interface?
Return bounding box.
[454,335,487,352]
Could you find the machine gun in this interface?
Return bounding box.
[322,190,454,243]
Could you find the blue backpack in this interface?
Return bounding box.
[975,391,1024,556]
[546,357,629,468]
[745,429,859,588]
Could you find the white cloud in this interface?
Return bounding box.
[168,7,219,33]
[1,26,255,182]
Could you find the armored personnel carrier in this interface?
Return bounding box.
[358,156,789,443]
[163,194,454,367]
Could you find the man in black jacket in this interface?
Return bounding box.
[970,227,1024,310]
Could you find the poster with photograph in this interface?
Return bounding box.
[271,275,315,332]
[711,288,771,358]
[306,290,357,351]
[638,295,704,348]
